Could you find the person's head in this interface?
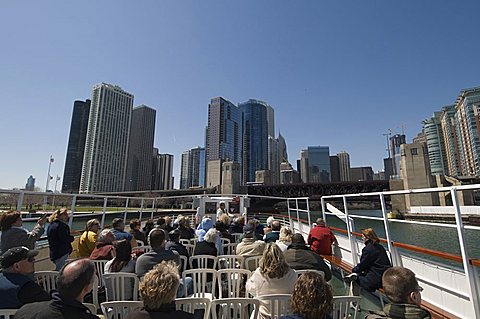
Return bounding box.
[218,213,230,226]
[215,220,228,233]
[316,218,326,226]
[164,216,172,226]
[279,227,293,242]
[196,217,214,241]
[168,229,180,242]
[204,228,219,244]
[58,258,95,301]
[49,208,69,223]
[266,216,275,227]
[271,220,281,231]
[219,201,225,209]
[291,271,333,319]
[291,233,306,245]
[112,218,125,231]
[0,211,22,231]
[129,219,141,231]
[139,261,179,309]
[143,220,155,232]
[382,267,423,306]
[0,246,38,274]
[260,243,290,279]
[361,228,380,244]
[156,217,166,226]
[112,239,132,262]
[85,219,100,232]
[243,221,256,239]
[149,228,167,249]
[97,229,115,244]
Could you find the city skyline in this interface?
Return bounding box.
[1,1,479,190]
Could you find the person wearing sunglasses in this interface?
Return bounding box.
[0,246,50,309]
[366,267,431,319]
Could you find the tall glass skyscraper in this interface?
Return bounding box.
[180,146,206,189]
[307,146,331,183]
[422,111,448,175]
[62,99,91,193]
[239,99,269,183]
[80,83,133,193]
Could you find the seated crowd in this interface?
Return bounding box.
[0,209,432,319]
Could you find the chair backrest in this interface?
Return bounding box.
[180,239,191,246]
[185,244,195,256]
[175,297,211,319]
[101,301,143,319]
[92,259,108,288]
[257,294,292,319]
[231,233,243,243]
[183,269,217,299]
[244,255,262,271]
[217,269,251,298]
[220,238,231,245]
[0,309,17,319]
[294,269,325,278]
[90,274,99,309]
[331,296,361,319]
[136,240,145,246]
[83,302,97,315]
[211,298,260,319]
[223,243,237,255]
[217,255,244,269]
[103,272,140,301]
[135,245,152,253]
[179,255,188,273]
[190,255,218,269]
[34,271,59,293]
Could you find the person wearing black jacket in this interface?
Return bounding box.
[14,258,99,319]
[0,247,50,309]
[47,208,74,271]
[283,233,332,281]
[350,228,392,292]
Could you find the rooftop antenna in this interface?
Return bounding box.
[383,129,392,158]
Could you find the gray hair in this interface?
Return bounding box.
[97,228,114,243]
[204,228,219,244]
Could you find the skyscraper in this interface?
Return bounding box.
[239,99,269,183]
[25,175,35,191]
[277,133,288,163]
[390,134,406,179]
[125,105,156,191]
[307,146,331,183]
[205,97,242,187]
[440,105,461,176]
[329,155,340,182]
[268,136,280,184]
[180,146,205,189]
[422,112,448,175]
[337,151,351,182]
[62,99,91,193]
[80,83,133,193]
[152,149,174,190]
[265,104,275,138]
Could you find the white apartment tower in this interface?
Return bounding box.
[337,151,351,182]
[80,83,134,193]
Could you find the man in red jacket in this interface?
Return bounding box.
[307,218,337,255]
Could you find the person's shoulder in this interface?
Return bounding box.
[15,300,52,317]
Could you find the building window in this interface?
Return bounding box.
[411,148,418,155]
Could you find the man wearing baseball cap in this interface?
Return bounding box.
[0,246,50,309]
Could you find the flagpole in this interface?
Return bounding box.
[45,155,53,192]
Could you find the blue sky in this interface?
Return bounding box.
[1,1,479,190]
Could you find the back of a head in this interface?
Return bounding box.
[291,233,306,245]
[112,218,124,229]
[382,267,419,304]
[260,243,289,279]
[140,261,179,309]
[149,228,166,248]
[112,239,132,262]
[98,229,114,244]
[168,229,180,242]
[129,219,141,230]
[279,227,293,242]
[58,259,95,300]
[316,218,325,226]
[156,217,166,226]
[266,216,275,227]
[361,228,380,243]
[204,228,219,244]
[291,271,333,318]
[271,220,281,231]
[0,211,20,231]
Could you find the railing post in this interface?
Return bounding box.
[123,198,129,224]
[306,197,311,232]
[451,188,480,319]
[151,199,156,220]
[321,197,326,225]
[100,197,107,229]
[139,198,144,221]
[287,199,293,232]
[343,196,359,265]
[379,193,400,267]
[16,191,24,212]
[68,195,77,228]
[295,198,300,234]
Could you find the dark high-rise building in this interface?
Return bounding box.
[25,175,35,191]
[125,105,156,191]
[62,99,91,193]
[180,146,205,189]
[330,155,340,182]
[351,166,374,181]
[306,146,331,183]
[152,149,174,190]
[239,99,269,183]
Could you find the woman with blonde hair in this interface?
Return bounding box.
[275,226,293,252]
[349,228,391,293]
[280,271,333,319]
[47,208,74,270]
[246,243,298,318]
[78,219,100,257]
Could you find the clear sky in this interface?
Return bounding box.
[1,1,479,190]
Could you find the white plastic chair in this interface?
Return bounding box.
[183,269,217,299]
[223,243,237,255]
[135,245,152,253]
[244,255,262,271]
[220,237,231,245]
[179,255,188,273]
[294,269,325,278]
[101,301,143,319]
[217,269,251,298]
[0,309,17,319]
[175,297,211,319]
[180,239,191,246]
[34,271,59,293]
[92,259,108,288]
[103,272,140,301]
[83,302,97,315]
[231,233,243,243]
[136,240,145,246]
[331,296,361,319]
[217,255,244,269]
[90,275,99,309]
[185,244,195,256]
[211,298,260,319]
[190,255,218,269]
[257,294,292,319]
